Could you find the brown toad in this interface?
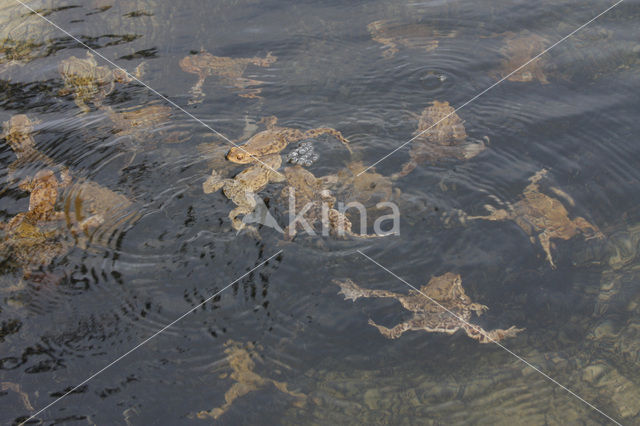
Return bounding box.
[103,104,186,164]
[367,20,457,58]
[62,179,137,239]
[226,116,352,164]
[0,220,69,279]
[0,39,43,72]
[194,340,306,420]
[280,165,380,239]
[2,114,55,176]
[203,153,284,233]
[334,273,523,343]
[179,50,276,103]
[6,168,71,231]
[492,31,550,84]
[329,161,399,207]
[0,382,33,412]
[59,52,144,113]
[104,104,173,137]
[393,101,486,179]
[464,169,604,268]
[197,116,260,176]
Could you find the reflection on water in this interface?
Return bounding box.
[1,0,640,424]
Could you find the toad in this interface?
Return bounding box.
[393,101,486,179]
[329,161,398,206]
[195,340,306,420]
[464,169,604,268]
[6,168,71,230]
[226,116,352,164]
[492,31,550,84]
[104,104,173,137]
[59,52,144,112]
[367,20,457,58]
[102,104,186,164]
[280,165,381,239]
[179,50,276,103]
[0,39,43,72]
[2,114,55,177]
[334,273,522,343]
[203,153,284,233]
[62,179,137,239]
[0,220,69,279]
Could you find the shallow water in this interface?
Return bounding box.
[1,0,640,424]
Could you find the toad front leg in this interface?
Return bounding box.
[573,216,604,240]
[202,170,228,194]
[465,204,511,221]
[74,96,91,114]
[392,158,419,180]
[368,318,412,339]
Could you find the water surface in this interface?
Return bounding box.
[2,0,640,424]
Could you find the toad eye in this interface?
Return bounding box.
[236,153,244,160]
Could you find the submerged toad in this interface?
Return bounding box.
[0,39,43,72]
[393,101,486,179]
[492,31,550,84]
[280,166,381,239]
[367,20,457,58]
[464,169,604,268]
[2,114,55,176]
[195,340,306,420]
[59,52,144,112]
[1,169,72,277]
[329,161,398,207]
[226,116,352,164]
[203,154,284,233]
[104,104,173,137]
[0,220,69,278]
[179,50,276,103]
[62,179,137,239]
[334,273,522,343]
[103,104,186,164]
[6,169,71,230]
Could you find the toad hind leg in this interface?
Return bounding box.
[333,278,401,302]
[229,204,254,232]
[392,159,418,180]
[303,128,352,154]
[197,382,258,420]
[271,380,307,402]
[368,318,412,339]
[538,231,556,268]
[463,324,523,344]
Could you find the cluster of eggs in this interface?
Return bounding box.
[285,142,319,166]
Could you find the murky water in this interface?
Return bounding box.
[1,0,640,424]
